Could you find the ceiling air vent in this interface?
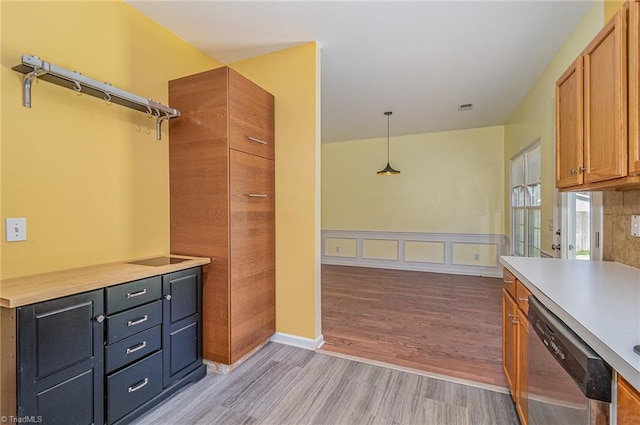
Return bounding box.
[458,103,474,112]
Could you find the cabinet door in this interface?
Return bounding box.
[583,8,627,183]
[162,267,202,387]
[630,0,640,175]
[618,376,640,425]
[229,69,275,160]
[229,150,275,363]
[18,290,104,425]
[556,57,584,188]
[502,289,517,400]
[516,312,529,425]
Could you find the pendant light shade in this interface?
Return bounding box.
[377,111,400,175]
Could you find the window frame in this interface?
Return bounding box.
[510,140,541,257]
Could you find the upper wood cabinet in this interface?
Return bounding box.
[556,57,584,188]
[229,70,275,160]
[556,6,628,189]
[630,0,640,174]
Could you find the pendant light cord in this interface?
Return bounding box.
[385,111,392,162]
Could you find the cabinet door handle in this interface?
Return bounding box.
[570,169,577,175]
[518,296,529,303]
[128,378,149,393]
[579,166,586,173]
[511,319,519,325]
[247,136,268,145]
[507,313,514,318]
[247,193,268,198]
[94,315,105,323]
[126,288,147,298]
[126,341,147,354]
[127,315,148,327]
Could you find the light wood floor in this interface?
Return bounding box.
[321,265,506,388]
[133,343,518,425]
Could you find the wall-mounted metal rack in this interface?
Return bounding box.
[12,54,180,140]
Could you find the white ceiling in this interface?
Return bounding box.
[126,0,594,143]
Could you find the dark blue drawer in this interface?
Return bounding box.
[107,300,162,344]
[106,276,161,314]
[105,325,161,373]
[107,350,163,424]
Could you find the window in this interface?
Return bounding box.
[511,142,541,257]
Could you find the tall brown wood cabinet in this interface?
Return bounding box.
[168,67,275,365]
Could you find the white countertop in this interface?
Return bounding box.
[499,256,640,392]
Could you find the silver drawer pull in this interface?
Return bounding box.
[518,296,529,303]
[247,136,267,145]
[126,288,147,298]
[247,193,268,198]
[127,315,148,327]
[126,341,147,354]
[128,378,149,393]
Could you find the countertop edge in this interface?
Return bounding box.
[499,256,640,393]
[0,255,212,308]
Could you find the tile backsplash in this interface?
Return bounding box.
[603,190,640,268]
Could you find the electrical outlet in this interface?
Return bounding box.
[474,253,480,261]
[335,246,340,253]
[6,218,27,242]
[632,215,640,237]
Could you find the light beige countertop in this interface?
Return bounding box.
[500,256,640,392]
[0,255,211,308]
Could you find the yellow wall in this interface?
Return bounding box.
[605,0,625,21]
[230,43,321,340]
[504,2,603,254]
[322,126,505,235]
[0,1,221,278]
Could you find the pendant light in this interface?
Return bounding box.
[377,111,400,175]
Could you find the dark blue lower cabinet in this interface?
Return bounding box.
[17,290,104,425]
[14,266,206,425]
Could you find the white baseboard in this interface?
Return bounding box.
[270,332,325,350]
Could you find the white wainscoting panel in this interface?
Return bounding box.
[322,230,509,278]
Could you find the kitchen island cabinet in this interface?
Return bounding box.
[0,257,208,425]
[618,375,640,425]
[500,256,640,417]
[501,269,530,425]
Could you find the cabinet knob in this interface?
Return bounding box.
[164,294,172,301]
[570,169,577,175]
[579,166,586,173]
[94,315,105,323]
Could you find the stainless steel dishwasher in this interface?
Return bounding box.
[527,296,612,425]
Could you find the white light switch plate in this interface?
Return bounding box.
[5,218,27,242]
[632,215,640,237]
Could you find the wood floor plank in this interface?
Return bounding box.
[321,265,507,387]
[132,343,519,425]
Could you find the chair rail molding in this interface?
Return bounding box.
[322,230,510,278]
